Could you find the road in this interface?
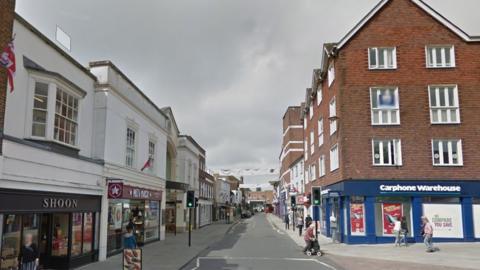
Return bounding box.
[181,213,340,270]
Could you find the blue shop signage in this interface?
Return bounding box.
[379,184,461,195]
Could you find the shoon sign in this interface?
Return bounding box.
[379,184,461,194]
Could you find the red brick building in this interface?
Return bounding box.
[278,106,304,217]
[0,0,15,154]
[302,0,480,244]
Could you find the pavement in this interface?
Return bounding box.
[79,220,238,270]
[266,213,480,270]
[181,213,340,270]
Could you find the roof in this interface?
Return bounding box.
[179,134,205,154]
[321,0,480,72]
[161,107,180,135]
[15,14,97,81]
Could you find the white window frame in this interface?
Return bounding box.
[31,80,50,139]
[431,139,463,166]
[310,163,316,181]
[428,85,460,124]
[148,139,156,174]
[426,45,455,68]
[318,118,324,146]
[125,125,137,168]
[372,139,403,166]
[328,61,335,87]
[319,155,326,177]
[370,87,400,125]
[317,87,322,106]
[309,103,313,119]
[368,47,397,69]
[329,97,337,135]
[54,88,80,146]
[330,144,339,172]
[309,130,315,156]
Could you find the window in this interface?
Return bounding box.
[329,97,337,135]
[300,161,304,175]
[309,130,315,155]
[368,47,397,69]
[432,139,463,166]
[54,88,79,146]
[309,103,313,119]
[370,87,400,125]
[319,155,326,177]
[372,139,402,166]
[32,82,49,137]
[304,141,308,156]
[126,127,136,168]
[426,45,455,68]
[148,140,156,172]
[428,85,460,124]
[328,62,335,87]
[330,144,339,171]
[317,87,322,105]
[309,164,316,181]
[318,118,324,146]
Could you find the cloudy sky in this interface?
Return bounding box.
[16,0,479,170]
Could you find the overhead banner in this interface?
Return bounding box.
[474,205,480,238]
[423,204,463,238]
[382,203,402,235]
[350,203,365,236]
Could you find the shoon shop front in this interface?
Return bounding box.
[0,189,101,270]
[106,182,162,255]
[320,180,480,244]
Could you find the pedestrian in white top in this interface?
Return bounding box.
[393,218,402,246]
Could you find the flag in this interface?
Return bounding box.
[0,39,15,92]
[141,157,152,171]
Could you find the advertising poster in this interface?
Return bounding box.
[474,205,480,238]
[382,203,402,235]
[113,203,123,230]
[423,204,463,238]
[350,203,365,235]
[123,248,142,270]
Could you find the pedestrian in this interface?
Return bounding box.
[18,233,39,270]
[284,213,290,230]
[421,216,434,252]
[305,214,312,228]
[400,216,409,246]
[393,217,401,246]
[303,223,315,254]
[124,225,137,249]
[329,214,337,243]
[297,215,304,236]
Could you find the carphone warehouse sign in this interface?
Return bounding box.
[379,184,461,194]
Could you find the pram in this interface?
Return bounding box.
[305,238,323,256]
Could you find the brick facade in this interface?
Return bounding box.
[0,0,15,153]
[304,0,480,189]
[280,106,304,185]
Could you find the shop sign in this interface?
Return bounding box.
[296,196,305,205]
[108,182,123,199]
[350,203,365,236]
[42,198,78,209]
[382,203,403,235]
[379,184,461,194]
[423,204,463,238]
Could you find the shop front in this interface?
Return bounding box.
[106,182,162,256]
[319,180,480,244]
[165,181,189,234]
[0,189,101,270]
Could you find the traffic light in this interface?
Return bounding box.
[312,187,321,206]
[290,195,296,208]
[187,190,195,208]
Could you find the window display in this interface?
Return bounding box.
[474,204,480,238]
[52,214,69,256]
[72,213,83,256]
[144,201,159,242]
[423,204,463,238]
[374,198,412,237]
[107,201,124,253]
[83,213,93,254]
[1,215,21,270]
[350,203,365,236]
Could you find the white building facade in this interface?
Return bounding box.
[0,16,104,269]
[89,61,168,258]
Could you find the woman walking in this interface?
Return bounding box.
[18,233,39,270]
[297,215,304,236]
[421,216,434,252]
[400,216,409,246]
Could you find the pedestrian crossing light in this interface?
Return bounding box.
[312,187,321,206]
[187,190,195,208]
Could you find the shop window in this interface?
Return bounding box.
[107,201,124,253]
[423,204,463,238]
[1,215,22,270]
[473,203,480,238]
[32,81,49,137]
[144,201,160,242]
[422,197,460,203]
[374,200,412,237]
[83,213,93,254]
[52,214,69,257]
[71,213,83,256]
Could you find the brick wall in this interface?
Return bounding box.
[280,106,304,184]
[309,0,480,187]
[0,0,15,153]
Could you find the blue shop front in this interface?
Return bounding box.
[320,180,480,244]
